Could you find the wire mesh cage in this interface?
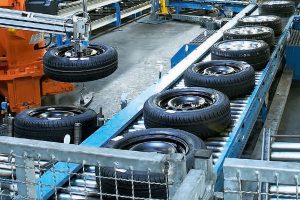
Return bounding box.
[0,136,213,200]
[223,158,300,200]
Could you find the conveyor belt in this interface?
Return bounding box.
[0,70,264,199]
[56,57,263,198]
[55,10,292,196]
[2,5,278,199]
[125,72,262,165]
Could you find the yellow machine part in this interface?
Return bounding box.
[160,0,169,15]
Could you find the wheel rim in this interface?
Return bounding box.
[129,141,180,154]
[242,16,277,22]
[122,137,189,154]
[158,93,215,111]
[196,64,242,75]
[217,40,262,51]
[228,26,270,35]
[57,47,104,58]
[30,107,83,120]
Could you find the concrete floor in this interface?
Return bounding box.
[278,81,300,135]
[49,19,203,118]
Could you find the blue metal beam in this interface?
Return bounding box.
[169,0,248,11]
[214,16,293,190]
[37,4,256,199]
[170,2,215,11]
[193,0,249,5]
[115,3,121,27]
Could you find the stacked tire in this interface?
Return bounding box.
[259,1,295,25]
[14,106,98,143]
[143,87,231,139]
[43,43,118,82]
[211,40,270,70]
[184,60,255,98]
[223,26,275,48]
[238,15,283,36]
[95,128,206,199]
[259,1,295,18]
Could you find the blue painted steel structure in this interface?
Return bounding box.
[285,16,300,80]
[37,5,257,199]
[114,2,121,27]
[171,44,198,67]
[214,18,292,189]
[169,0,247,15]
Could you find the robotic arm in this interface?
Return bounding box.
[0,0,118,112]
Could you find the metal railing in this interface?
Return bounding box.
[0,136,214,199]
[223,158,300,200]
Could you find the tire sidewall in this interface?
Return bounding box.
[144,87,229,123]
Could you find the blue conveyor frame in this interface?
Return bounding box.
[36,4,293,199]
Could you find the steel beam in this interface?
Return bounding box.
[172,170,206,200]
[0,8,73,34]
[214,16,293,190]
[224,158,300,185]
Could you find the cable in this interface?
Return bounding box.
[34,33,53,50]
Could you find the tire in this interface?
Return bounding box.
[224,26,275,48]
[259,1,295,18]
[238,15,283,36]
[95,128,206,199]
[184,60,255,98]
[14,106,97,143]
[143,87,231,139]
[43,43,118,82]
[211,40,270,70]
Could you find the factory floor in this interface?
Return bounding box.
[278,81,300,135]
[46,18,203,118]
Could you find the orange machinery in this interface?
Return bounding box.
[0,0,74,113]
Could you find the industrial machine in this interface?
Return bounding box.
[0,0,75,113]
[0,0,299,199]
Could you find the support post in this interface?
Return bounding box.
[7,116,14,137]
[115,3,121,27]
[74,123,82,145]
[15,154,36,200]
[166,153,186,198]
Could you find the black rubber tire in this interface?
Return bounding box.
[43,43,118,82]
[238,15,283,36]
[211,39,270,70]
[14,106,97,143]
[259,1,295,17]
[184,60,255,98]
[223,26,275,48]
[95,128,206,199]
[143,87,231,139]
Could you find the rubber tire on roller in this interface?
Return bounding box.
[43,43,118,82]
[143,87,231,139]
[211,39,270,70]
[184,60,255,98]
[238,15,283,36]
[223,26,275,48]
[259,1,295,17]
[14,106,97,143]
[95,128,206,199]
